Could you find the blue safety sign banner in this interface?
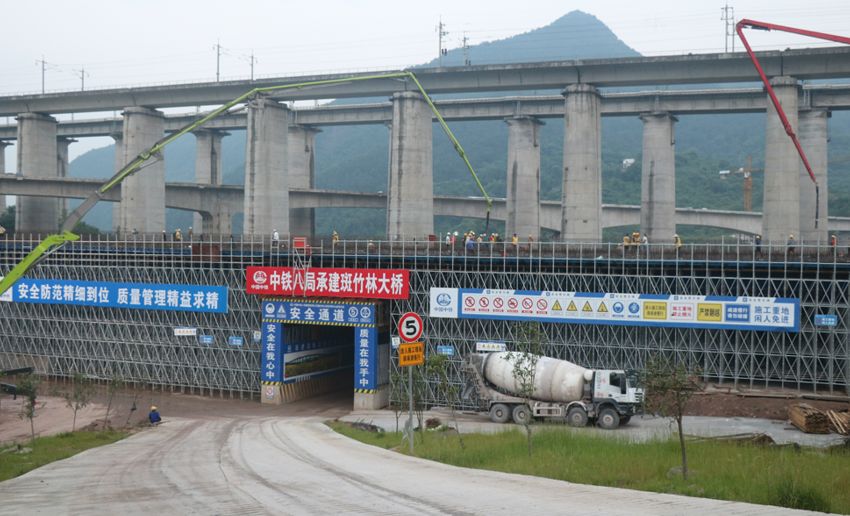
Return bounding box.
[261,322,283,382]
[8,278,227,314]
[261,300,375,326]
[355,326,377,390]
[430,288,799,332]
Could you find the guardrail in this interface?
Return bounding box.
[1,233,846,268]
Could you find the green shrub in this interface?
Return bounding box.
[769,478,830,513]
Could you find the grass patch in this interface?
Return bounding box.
[0,430,128,482]
[328,421,850,513]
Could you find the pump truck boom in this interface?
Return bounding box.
[0,71,492,297]
[736,19,850,230]
[464,352,643,429]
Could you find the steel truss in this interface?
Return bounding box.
[1,235,848,402]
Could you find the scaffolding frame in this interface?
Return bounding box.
[1,234,848,403]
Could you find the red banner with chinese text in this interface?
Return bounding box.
[246,267,410,299]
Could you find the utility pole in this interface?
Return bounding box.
[437,17,448,66]
[721,3,735,52]
[248,50,257,81]
[462,32,471,66]
[35,56,49,94]
[73,66,89,91]
[214,40,222,82]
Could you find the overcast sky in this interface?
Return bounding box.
[2,0,850,164]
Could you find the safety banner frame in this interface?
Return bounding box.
[430,288,800,332]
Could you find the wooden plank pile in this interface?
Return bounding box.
[826,410,850,436]
[787,403,830,434]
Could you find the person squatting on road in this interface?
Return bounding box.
[149,405,162,426]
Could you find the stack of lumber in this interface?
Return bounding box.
[826,410,850,435]
[788,403,830,434]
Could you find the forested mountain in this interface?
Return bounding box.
[68,11,850,240]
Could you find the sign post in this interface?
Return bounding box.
[398,312,424,454]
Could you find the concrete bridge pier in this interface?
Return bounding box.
[244,98,289,236]
[119,107,165,234]
[562,84,602,242]
[798,108,829,244]
[110,132,122,233]
[200,207,232,236]
[56,137,75,224]
[0,140,9,215]
[387,91,433,240]
[639,111,677,244]
[16,113,58,234]
[288,125,319,238]
[763,76,800,244]
[505,116,542,241]
[192,129,228,234]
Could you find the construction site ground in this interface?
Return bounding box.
[1,383,843,515]
[1,381,847,446]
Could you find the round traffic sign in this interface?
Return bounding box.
[398,312,423,342]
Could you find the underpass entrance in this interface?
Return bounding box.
[260,298,390,409]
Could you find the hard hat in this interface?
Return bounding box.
[790,234,795,238]
[150,406,157,411]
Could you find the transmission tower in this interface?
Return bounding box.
[462,33,471,66]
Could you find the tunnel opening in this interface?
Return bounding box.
[260,298,390,410]
[279,324,354,404]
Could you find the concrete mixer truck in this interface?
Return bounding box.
[463,352,643,429]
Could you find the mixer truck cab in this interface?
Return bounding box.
[463,352,644,429]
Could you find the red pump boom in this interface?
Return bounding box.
[736,19,850,228]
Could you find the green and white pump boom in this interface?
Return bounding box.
[0,71,492,296]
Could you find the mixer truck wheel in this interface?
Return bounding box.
[489,403,511,423]
[597,407,620,429]
[512,404,531,425]
[567,406,588,427]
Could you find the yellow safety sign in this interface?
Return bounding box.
[567,300,578,312]
[697,303,723,322]
[552,300,562,311]
[582,301,593,312]
[597,301,608,313]
[643,301,668,320]
[399,342,424,367]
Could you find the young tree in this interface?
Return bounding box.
[17,374,41,443]
[63,372,95,431]
[505,321,543,456]
[426,353,465,450]
[102,375,125,429]
[389,367,406,433]
[642,355,703,480]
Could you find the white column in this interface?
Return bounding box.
[16,113,58,233]
[244,98,289,236]
[639,112,677,244]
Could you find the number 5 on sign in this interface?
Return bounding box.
[398,312,423,342]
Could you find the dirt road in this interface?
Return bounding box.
[0,412,821,515]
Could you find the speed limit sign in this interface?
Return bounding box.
[398,312,423,342]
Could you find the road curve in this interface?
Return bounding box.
[0,416,819,515]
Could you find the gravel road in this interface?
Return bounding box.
[0,414,825,515]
